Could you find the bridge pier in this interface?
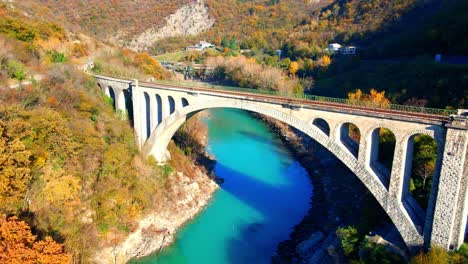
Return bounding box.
[131,79,145,150]
[430,124,468,249]
[115,90,127,119]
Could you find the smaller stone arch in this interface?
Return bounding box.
[144,92,151,140]
[400,131,440,235]
[168,96,176,115]
[312,118,330,136]
[106,86,116,110]
[123,89,134,126]
[181,97,189,107]
[366,126,397,189]
[339,122,361,158]
[155,94,163,126]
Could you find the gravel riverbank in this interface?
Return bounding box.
[254,115,374,264]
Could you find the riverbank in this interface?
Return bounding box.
[95,168,218,264]
[95,114,219,264]
[254,115,373,263]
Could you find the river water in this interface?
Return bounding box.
[135,109,313,264]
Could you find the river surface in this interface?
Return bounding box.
[135,109,313,264]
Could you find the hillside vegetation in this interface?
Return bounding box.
[15,0,191,42]
[0,4,208,263]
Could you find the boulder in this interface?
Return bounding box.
[296,231,325,258]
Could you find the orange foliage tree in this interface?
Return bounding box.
[0,215,71,263]
[133,53,168,80]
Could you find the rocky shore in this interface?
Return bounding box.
[95,168,218,264]
[254,115,373,264]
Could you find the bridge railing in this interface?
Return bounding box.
[147,79,456,117]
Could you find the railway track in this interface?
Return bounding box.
[139,81,451,123]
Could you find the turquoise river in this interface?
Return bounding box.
[135,109,313,264]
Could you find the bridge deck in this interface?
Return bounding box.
[139,80,453,123]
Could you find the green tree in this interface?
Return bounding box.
[336,226,360,257]
[6,60,27,81]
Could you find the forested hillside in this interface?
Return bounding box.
[12,0,466,56]
[11,0,325,50]
[13,0,191,41]
[0,4,214,262]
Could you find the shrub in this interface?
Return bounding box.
[336,226,360,257]
[6,60,27,81]
[411,247,449,264]
[92,61,104,74]
[71,43,89,58]
[47,50,67,63]
[0,17,38,42]
[360,239,405,264]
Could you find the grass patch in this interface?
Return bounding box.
[153,51,186,62]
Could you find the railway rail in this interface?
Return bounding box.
[139,80,454,123]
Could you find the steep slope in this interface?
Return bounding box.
[126,0,214,51]
[11,0,191,42]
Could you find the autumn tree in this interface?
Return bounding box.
[348,88,390,108]
[0,215,71,263]
[415,161,435,190]
[133,53,168,80]
[317,55,332,67]
[0,120,32,213]
[289,61,299,79]
[411,247,450,264]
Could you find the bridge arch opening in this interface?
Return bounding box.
[144,92,151,140]
[155,94,163,126]
[367,127,396,189]
[312,118,330,136]
[123,90,134,126]
[106,86,116,110]
[168,96,176,115]
[339,123,361,158]
[181,97,189,107]
[401,134,439,230]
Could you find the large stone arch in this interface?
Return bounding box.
[141,99,424,250]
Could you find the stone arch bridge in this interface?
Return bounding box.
[95,75,468,252]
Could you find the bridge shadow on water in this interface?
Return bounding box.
[213,162,312,264]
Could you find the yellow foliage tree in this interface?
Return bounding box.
[289,61,299,78]
[0,120,32,213]
[348,88,390,108]
[318,55,332,67]
[43,168,81,206]
[411,247,449,264]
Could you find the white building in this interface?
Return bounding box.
[328,43,342,52]
[186,41,215,51]
[340,46,357,55]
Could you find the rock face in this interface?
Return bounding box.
[94,171,218,263]
[296,231,325,258]
[127,0,214,51]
